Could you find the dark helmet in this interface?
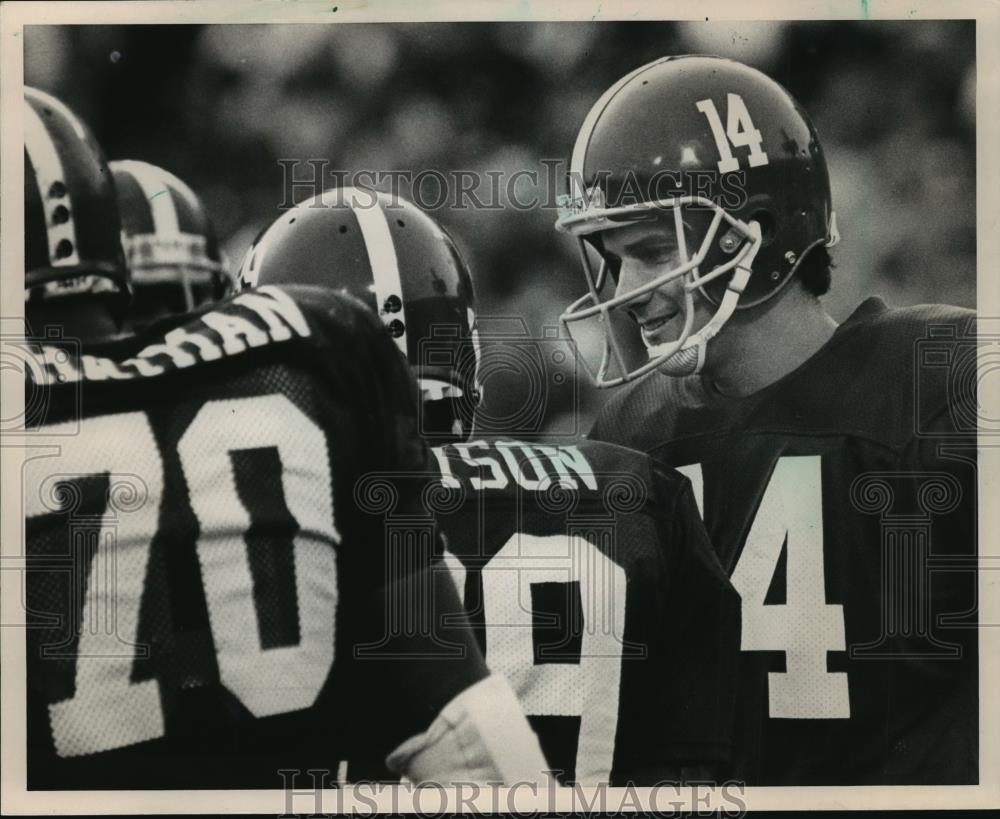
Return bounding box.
[111,159,233,329]
[23,87,129,311]
[238,187,480,441]
[556,55,839,385]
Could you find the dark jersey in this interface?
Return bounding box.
[589,298,978,785]
[426,438,740,786]
[23,285,488,789]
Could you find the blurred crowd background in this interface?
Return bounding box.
[25,20,976,434]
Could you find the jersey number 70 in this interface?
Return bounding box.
[24,394,340,758]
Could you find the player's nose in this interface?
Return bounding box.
[616,259,674,322]
[615,259,655,306]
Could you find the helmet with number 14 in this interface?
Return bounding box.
[556,55,840,385]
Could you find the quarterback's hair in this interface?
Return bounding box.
[795,245,833,297]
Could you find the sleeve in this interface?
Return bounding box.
[656,472,741,765]
[348,538,494,761]
[296,286,502,762]
[907,403,977,628]
[385,673,551,786]
[895,405,978,775]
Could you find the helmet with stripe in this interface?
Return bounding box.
[238,187,480,442]
[24,87,129,310]
[111,159,233,330]
[555,55,839,386]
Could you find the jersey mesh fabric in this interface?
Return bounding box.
[588,297,978,785]
[426,438,740,785]
[24,285,487,788]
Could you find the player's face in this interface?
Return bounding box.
[601,219,713,350]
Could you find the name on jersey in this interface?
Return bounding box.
[433,440,598,492]
[29,286,309,384]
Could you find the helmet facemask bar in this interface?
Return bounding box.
[557,195,762,387]
[124,232,230,319]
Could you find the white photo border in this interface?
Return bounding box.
[1,0,997,813]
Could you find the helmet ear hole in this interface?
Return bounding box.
[749,210,777,246]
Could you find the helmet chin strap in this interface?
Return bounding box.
[645,221,762,377]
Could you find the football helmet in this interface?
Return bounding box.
[24,87,129,311]
[555,55,839,385]
[111,160,232,329]
[239,187,480,441]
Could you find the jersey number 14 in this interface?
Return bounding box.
[679,456,850,719]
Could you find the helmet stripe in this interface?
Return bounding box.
[112,168,156,234]
[569,57,672,185]
[117,159,181,238]
[25,88,90,142]
[347,189,408,356]
[23,98,80,267]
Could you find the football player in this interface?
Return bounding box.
[21,87,548,788]
[237,185,481,444]
[555,55,978,785]
[110,159,234,331]
[240,188,742,785]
